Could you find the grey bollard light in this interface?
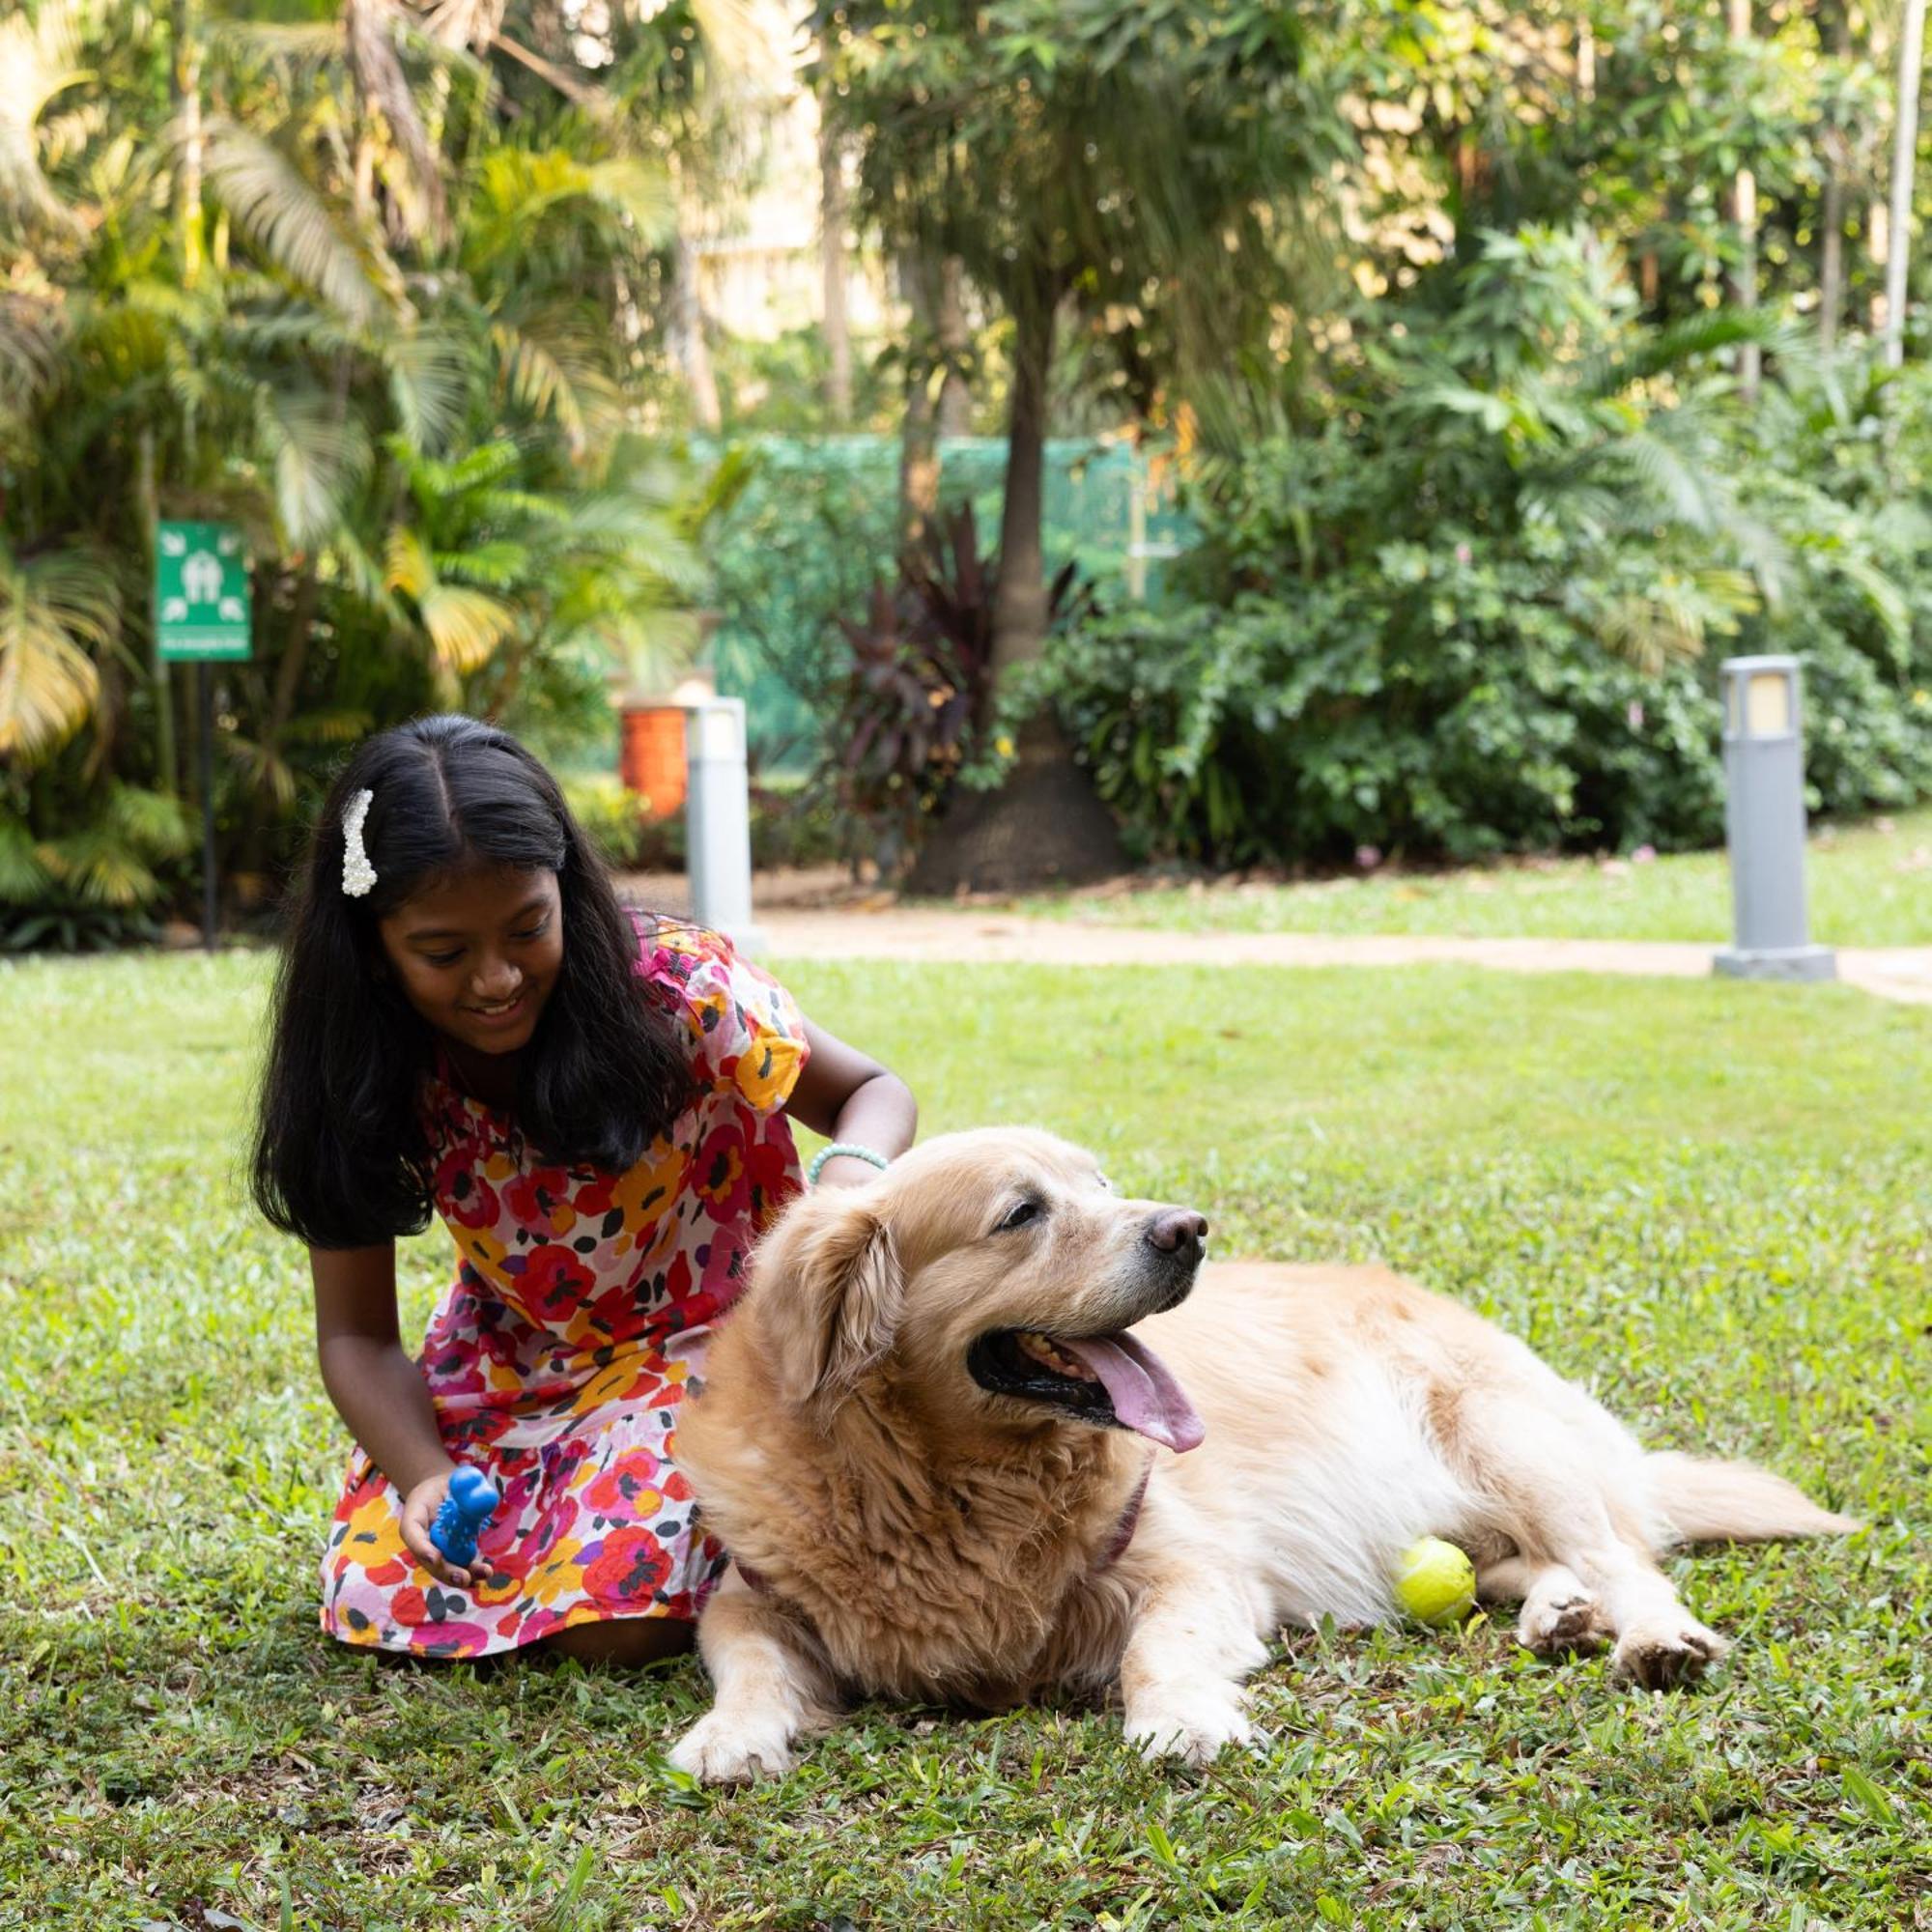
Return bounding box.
[1713,655,1835,982]
[683,696,765,954]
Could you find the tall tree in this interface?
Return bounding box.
[819,112,853,425]
[819,0,1344,891]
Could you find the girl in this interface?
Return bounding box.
[251,714,916,1663]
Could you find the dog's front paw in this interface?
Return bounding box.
[668,1710,798,1784]
[1611,1616,1730,1691]
[1123,1687,1256,1768]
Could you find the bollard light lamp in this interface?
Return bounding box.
[1713,655,1835,982]
[682,695,765,954]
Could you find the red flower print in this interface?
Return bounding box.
[664,1250,694,1306]
[693,1122,750,1219]
[582,1448,663,1517]
[582,1527,670,1607]
[505,1166,575,1232]
[518,1244,597,1318]
[578,1282,642,1339]
[573,1173,617,1219]
[391,1586,429,1627]
[743,1135,799,1229]
[409,1620,490,1656]
[526,1492,581,1566]
[434,1148,499,1229]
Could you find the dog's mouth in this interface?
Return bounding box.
[966,1327,1206,1453]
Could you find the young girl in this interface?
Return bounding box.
[251,714,916,1663]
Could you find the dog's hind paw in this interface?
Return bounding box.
[1519,1589,1611,1658]
[1611,1617,1730,1691]
[1123,1690,1256,1768]
[668,1711,797,1784]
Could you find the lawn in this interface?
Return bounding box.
[1016,807,1932,949]
[3,951,1928,1930]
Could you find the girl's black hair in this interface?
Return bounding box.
[251,713,694,1250]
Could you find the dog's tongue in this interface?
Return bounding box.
[1059,1332,1206,1454]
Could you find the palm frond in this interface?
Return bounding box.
[0,542,117,760]
[0,811,53,902]
[419,582,517,671]
[103,785,193,858]
[224,731,299,811]
[582,157,677,244]
[385,526,516,670]
[201,116,403,327]
[490,318,604,452]
[257,389,373,548]
[434,539,530,588]
[384,326,473,453]
[40,826,160,908]
[0,2,86,235]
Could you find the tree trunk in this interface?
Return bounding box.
[172,0,203,288]
[671,231,723,432]
[1726,0,1760,398]
[1885,0,1928,368]
[820,120,853,426]
[904,274,1123,895]
[936,255,972,436]
[988,281,1053,689]
[897,249,940,546]
[137,427,177,797]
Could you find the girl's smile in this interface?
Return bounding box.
[378,863,564,1063]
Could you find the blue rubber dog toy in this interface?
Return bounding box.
[430,1465,499,1569]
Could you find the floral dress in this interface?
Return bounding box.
[320,922,807,1657]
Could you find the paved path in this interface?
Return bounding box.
[752,907,1932,1007]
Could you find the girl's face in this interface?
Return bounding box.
[378,863,564,1059]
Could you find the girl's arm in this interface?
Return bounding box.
[312,1243,476,1587]
[788,1022,917,1187]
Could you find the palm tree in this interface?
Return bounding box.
[820,0,1345,891]
[0,0,745,936]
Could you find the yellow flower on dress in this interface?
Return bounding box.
[734,1028,804,1112]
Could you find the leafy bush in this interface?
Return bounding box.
[0,783,195,951]
[1043,229,1932,866]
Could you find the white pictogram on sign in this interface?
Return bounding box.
[183,551,223,605]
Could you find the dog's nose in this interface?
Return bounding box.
[1145,1208,1208,1254]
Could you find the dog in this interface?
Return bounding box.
[668,1129,1858,1781]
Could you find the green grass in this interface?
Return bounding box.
[1014,806,1932,948]
[4,952,1929,1929]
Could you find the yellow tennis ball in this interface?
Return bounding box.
[1393,1536,1476,1627]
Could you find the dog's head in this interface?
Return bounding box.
[751,1128,1207,1453]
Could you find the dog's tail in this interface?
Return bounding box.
[1646,1451,1861,1546]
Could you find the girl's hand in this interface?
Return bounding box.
[397,1468,481,1590]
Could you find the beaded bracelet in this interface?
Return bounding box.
[807,1142,892,1185]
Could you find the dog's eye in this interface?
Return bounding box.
[997,1199,1043,1233]
[1095,1173,1114,1193]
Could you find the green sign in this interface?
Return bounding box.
[156,521,251,661]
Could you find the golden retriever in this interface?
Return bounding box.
[668,1130,1856,1781]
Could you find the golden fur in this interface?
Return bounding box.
[669,1130,1858,1780]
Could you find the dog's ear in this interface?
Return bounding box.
[757,1188,902,1411]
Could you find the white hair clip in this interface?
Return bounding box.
[341,787,377,897]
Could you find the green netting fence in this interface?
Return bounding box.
[702,435,1190,775]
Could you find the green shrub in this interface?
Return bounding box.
[1042,230,1932,866]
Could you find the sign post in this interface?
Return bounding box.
[156,522,251,952]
